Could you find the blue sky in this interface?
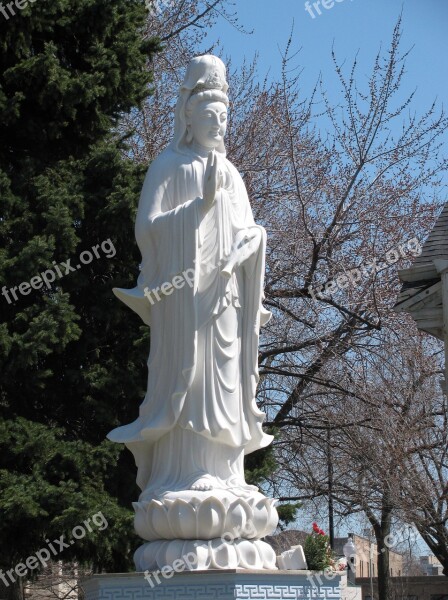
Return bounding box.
[206,0,447,129]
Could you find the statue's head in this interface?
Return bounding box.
[171,55,229,155]
[185,91,228,150]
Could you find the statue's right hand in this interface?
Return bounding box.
[203,151,222,211]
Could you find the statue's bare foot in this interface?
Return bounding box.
[190,476,214,491]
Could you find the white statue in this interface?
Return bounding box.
[108,55,278,571]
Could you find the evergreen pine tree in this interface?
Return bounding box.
[0,0,159,592]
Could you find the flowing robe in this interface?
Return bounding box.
[108,147,272,493]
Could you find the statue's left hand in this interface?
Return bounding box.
[221,229,262,278]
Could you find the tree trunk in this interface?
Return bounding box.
[374,503,393,600]
[0,577,24,600]
[416,526,448,577]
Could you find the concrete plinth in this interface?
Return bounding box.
[81,571,343,600]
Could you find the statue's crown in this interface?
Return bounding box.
[191,70,226,95]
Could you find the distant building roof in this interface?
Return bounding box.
[394,202,448,340]
[413,202,448,266]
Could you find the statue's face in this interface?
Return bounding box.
[190,100,228,150]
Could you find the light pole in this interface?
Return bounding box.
[343,535,356,586]
[327,426,335,550]
[368,529,375,600]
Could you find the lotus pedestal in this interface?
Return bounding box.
[133,490,279,571]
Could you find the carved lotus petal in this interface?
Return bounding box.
[195,542,212,570]
[265,499,279,534]
[133,502,154,541]
[246,498,276,538]
[134,541,159,571]
[167,499,197,538]
[155,540,172,569]
[133,544,145,571]
[210,538,239,569]
[254,539,278,570]
[197,497,226,539]
[164,539,189,568]
[224,499,250,535]
[150,500,171,538]
[235,539,262,569]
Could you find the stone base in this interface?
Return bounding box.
[82,571,343,600]
[134,538,277,571]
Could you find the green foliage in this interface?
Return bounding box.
[245,428,301,527]
[0,0,159,573]
[244,442,278,487]
[0,418,137,571]
[0,0,157,164]
[303,524,333,571]
[277,503,302,526]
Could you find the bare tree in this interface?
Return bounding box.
[25,563,91,600]
[398,382,448,575]
[275,321,445,598]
